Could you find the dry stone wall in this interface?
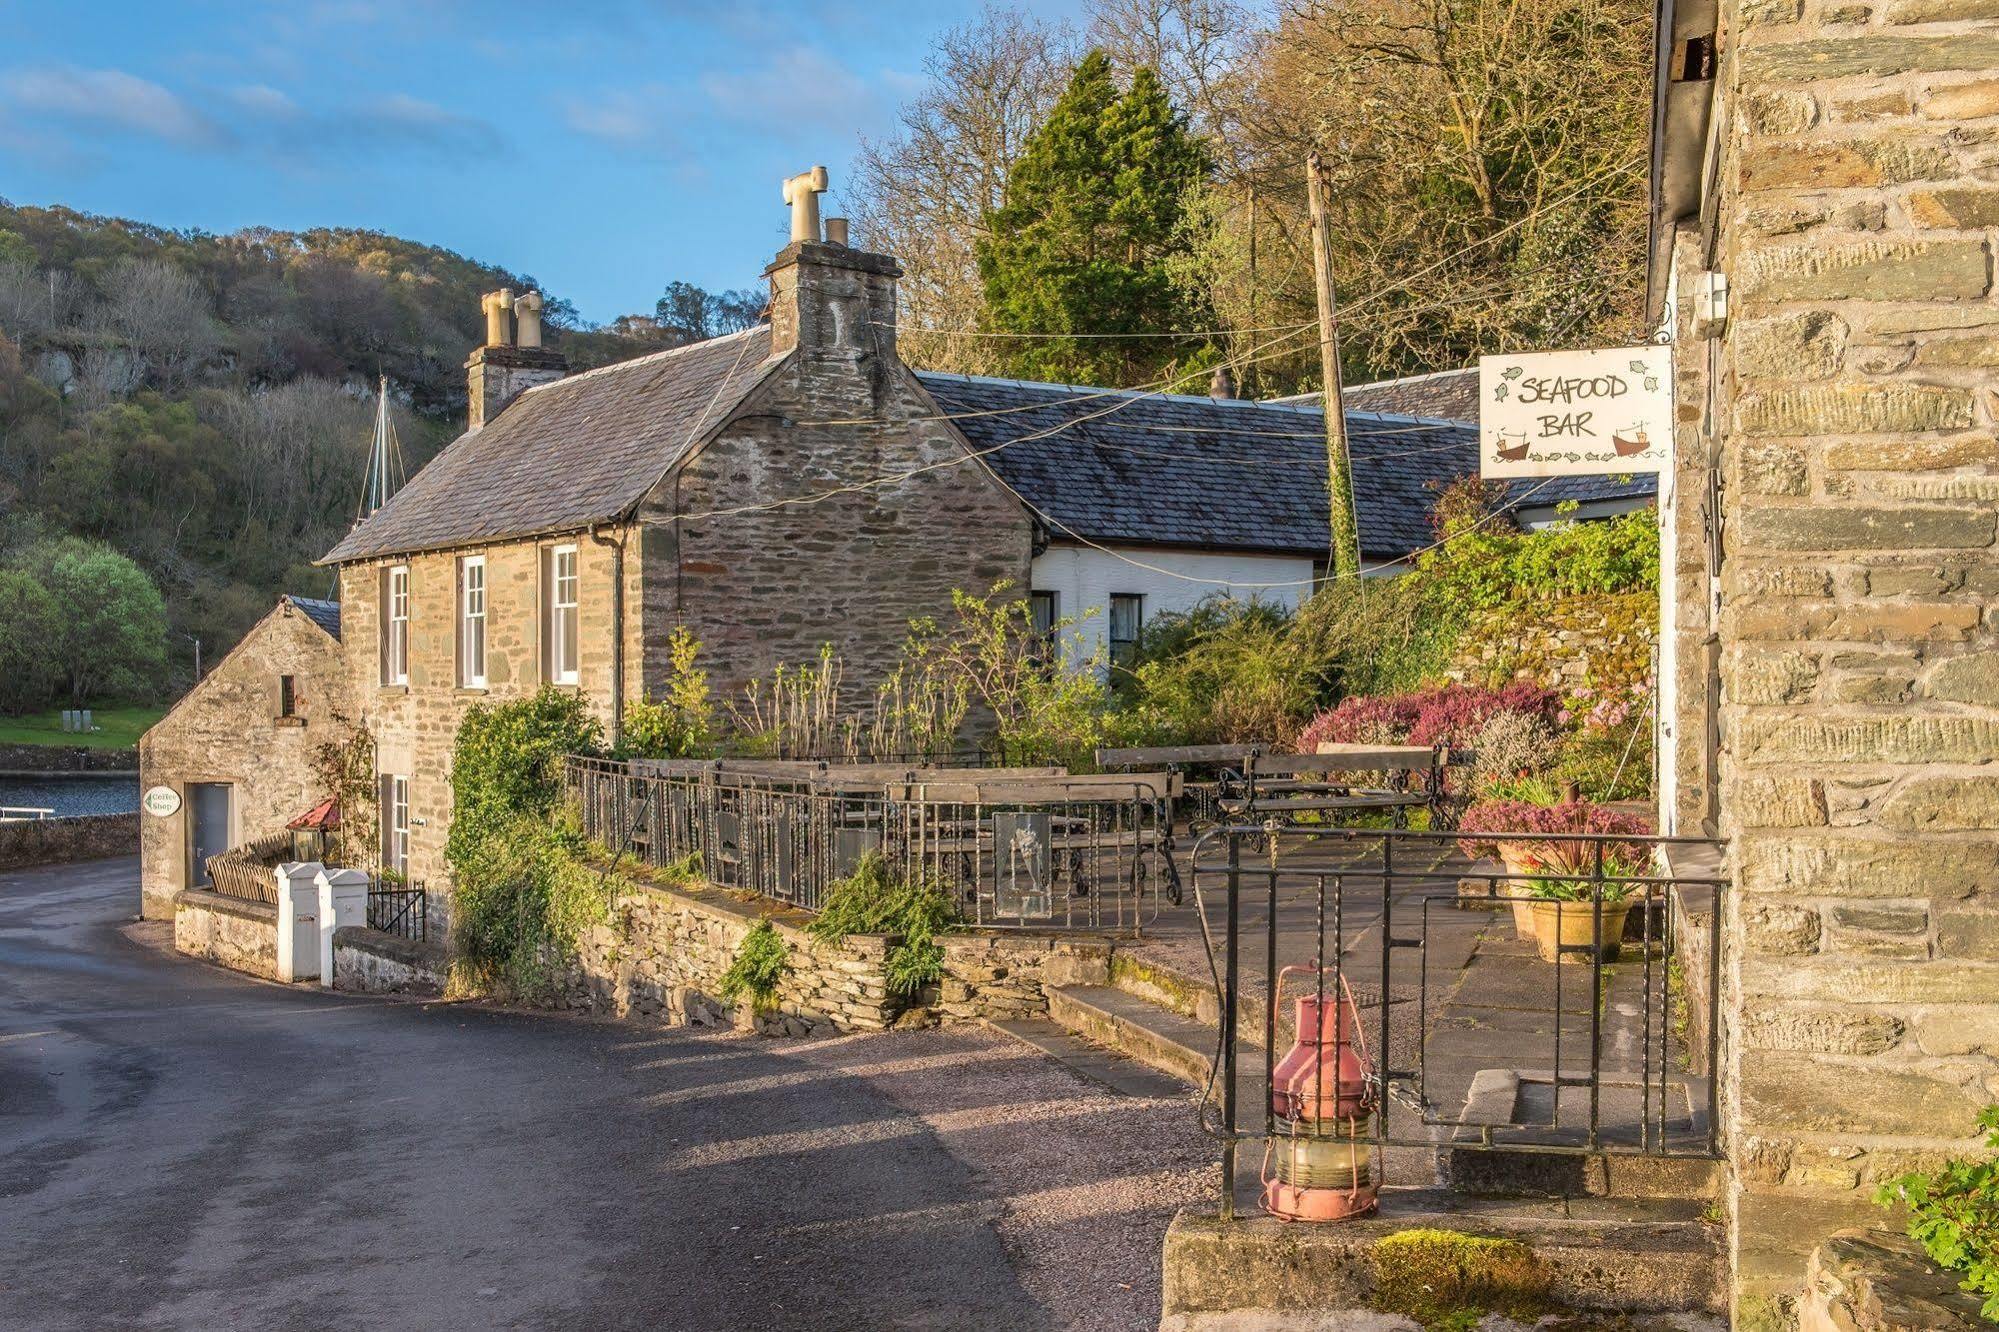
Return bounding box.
[513,869,1098,1035]
[1680,0,1999,1307]
[1447,591,1658,696]
[0,812,136,870]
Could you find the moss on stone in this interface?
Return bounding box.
[1369,1227,1552,1328]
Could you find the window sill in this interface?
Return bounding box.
[454,686,489,697]
[378,684,409,695]
[273,716,307,729]
[546,681,581,691]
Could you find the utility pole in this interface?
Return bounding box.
[1305,151,1361,582]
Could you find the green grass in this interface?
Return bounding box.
[0,704,165,749]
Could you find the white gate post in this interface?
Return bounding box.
[274,862,323,983]
[316,868,372,989]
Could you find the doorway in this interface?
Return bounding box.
[187,783,233,887]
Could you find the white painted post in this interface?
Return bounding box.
[274,862,323,983]
[316,868,372,989]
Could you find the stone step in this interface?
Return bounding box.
[986,1018,1191,1099]
[1045,983,1220,1090]
[1161,1191,1727,1327]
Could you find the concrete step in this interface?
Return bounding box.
[986,1018,1192,1099]
[1161,1191,1727,1327]
[1045,983,1220,1090]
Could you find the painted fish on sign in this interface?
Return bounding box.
[1478,344,1673,478]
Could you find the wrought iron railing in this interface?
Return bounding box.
[1192,825,1726,1218]
[566,757,1182,931]
[366,882,427,942]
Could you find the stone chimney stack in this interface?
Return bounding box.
[764,166,900,366]
[466,288,566,431]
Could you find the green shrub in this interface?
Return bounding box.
[450,812,622,1000]
[719,920,789,1012]
[444,688,606,998]
[621,627,714,758]
[1876,1105,1999,1322]
[809,851,959,998]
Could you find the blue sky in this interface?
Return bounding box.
[0,0,1082,324]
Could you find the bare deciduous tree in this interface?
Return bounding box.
[95,257,221,390]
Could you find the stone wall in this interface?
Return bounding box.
[138,600,353,920]
[173,889,279,981]
[1447,591,1657,697]
[1798,1230,1986,1330]
[1678,0,1999,1309]
[0,812,137,870]
[562,876,900,1035]
[333,926,448,996]
[462,866,1106,1035]
[0,743,137,774]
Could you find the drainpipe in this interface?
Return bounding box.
[590,525,627,749]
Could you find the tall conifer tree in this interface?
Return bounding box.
[977,51,1212,386]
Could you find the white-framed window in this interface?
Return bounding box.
[548,543,579,685]
[1028,589,1059,669]
[385,774,410,878]
[1108,593,1144,671]
[382,564,410,685]
[458,555,487,688]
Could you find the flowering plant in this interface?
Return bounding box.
[1456,798,1653,901]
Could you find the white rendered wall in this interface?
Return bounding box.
[1029,543,1317,668]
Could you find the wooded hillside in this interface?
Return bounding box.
[0,200,720,691]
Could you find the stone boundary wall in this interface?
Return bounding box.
[499,867,1114,1036]
[1447,591,1657,696]
[173,889,279,981]
[333,926,448,997]
[0,812,138,871]
[1799,1230,1986,1331]
[0,743,138,775]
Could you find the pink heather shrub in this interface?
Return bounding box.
[1297,682,1561,754]
[1295,693,1425,752]
[1456,798,1653,874]
[1407,682,1560,748]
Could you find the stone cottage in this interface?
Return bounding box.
[143,169,1650,914]
[1651,0,1999,1318]
[136,596,350,920]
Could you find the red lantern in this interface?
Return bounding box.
[1263,965,1378,1222]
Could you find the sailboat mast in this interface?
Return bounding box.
[369,375,390,516]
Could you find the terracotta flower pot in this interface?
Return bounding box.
[1529,897,1635,964]
[1496,843,1541,941]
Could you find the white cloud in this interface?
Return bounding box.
[562,84,683,160]
[699,46,882,133]
[1,65,225,149]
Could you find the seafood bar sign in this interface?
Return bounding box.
[1477,345,1673,477]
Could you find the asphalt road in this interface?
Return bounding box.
[0,857,1202,1331]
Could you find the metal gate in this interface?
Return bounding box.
[1192,826,1726,1211]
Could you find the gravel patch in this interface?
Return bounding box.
[793,1025,1215,1332]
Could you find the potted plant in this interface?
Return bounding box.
[1458,795,1553,941]
[1459,797,1653,956]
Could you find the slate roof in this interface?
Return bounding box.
[285,595,342,641]
[918,373,1654,562]
[1270,367,1481,422]
[321,327,778,563]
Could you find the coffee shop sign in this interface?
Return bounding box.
[1478,345,1672,478]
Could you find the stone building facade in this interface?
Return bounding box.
[1656,0,1999,1315]
[137,597,352,919]
[319,230,1032,898]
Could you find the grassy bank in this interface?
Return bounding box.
[0,705,162,749]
